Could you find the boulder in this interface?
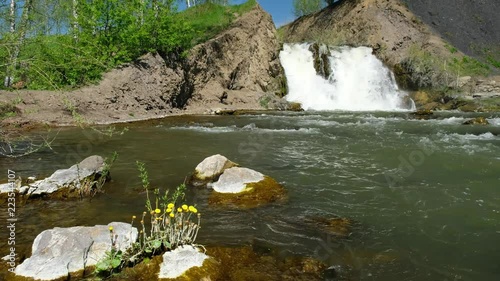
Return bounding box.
[463,116,489,125]
[209,167,264,194]
[208,167,287,209]
[14,222,138,280]
[0,155,106,199]
[191,155,286,208]
[191,154,238,184]
[158,245,209,280]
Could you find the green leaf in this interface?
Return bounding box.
[152,239,162,249]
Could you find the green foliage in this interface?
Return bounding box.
[487,55,500,68]
[95,248,123,276]
[1,0,257,90]
[0,103,19,120]
[293,0,324,17]
[176,0,256,46]
[445,44,458,54]
[403,44,491,89]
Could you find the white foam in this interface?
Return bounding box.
[280,44,414,111]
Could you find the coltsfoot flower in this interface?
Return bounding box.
[169,213,175,218]
[182,204,188,211]
[108,226,113,231]
[177,207,183,213]
[167,203,175,209]
[155,208,161,214]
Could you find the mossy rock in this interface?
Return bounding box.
[410,109,434,120]
[458,103,480,112]
[287,102,304,111]
[209,176,287,209]
[411,91,432,105]
[305,216,353,239]
[463,116,489,125]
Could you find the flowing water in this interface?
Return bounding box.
[280,44,414,111]
[1,111,500,280]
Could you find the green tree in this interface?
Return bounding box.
[293,0,323,17]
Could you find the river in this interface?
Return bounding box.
[1,111,499,280]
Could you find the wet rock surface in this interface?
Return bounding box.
[14,222,137,280]
[0,155,106,200]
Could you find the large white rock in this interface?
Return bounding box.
[0,155,105,197]
[194,154,237,181]
[210,167,264,194]
[15,222,138,280]
[158,245,209,279]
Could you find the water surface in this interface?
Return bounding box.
[1,111,499,280]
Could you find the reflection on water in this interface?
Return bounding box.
[1,111,500,280]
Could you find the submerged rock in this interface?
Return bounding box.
[463,116,489,125]
[305,216,353,239]
[14,222,137,280]
[0,155,107,200]
[191,154,238,185]
[410,109,434,120]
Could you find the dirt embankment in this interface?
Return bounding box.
[0,4,287,128]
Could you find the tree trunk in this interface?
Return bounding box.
[5,0,32,87]
[9,0,16,33]
[72,0,78,41]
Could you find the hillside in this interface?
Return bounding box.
[402,0,500,65]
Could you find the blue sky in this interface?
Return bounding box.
[177,0,296,27]
[232,0,296,27]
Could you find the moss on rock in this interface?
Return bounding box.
[463,116,489,125]
[208,176,287,209]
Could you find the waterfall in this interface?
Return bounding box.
[279,43,415,111]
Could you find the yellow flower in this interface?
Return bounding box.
[177,207,182,213]
[191,207,198,214]
[169,213,175,218]
[108,226,113,231]
[167,203,175,209]
[132,215,136,219]
[188,206,196,212]
[182,204,188,210]
[166,208,172,213]
[155,208,161,214]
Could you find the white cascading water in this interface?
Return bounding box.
[280,43,415,111]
